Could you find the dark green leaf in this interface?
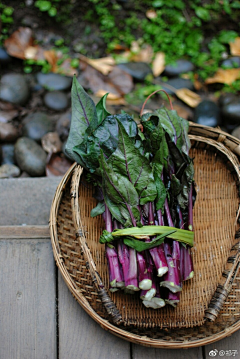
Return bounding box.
[65,75,98,164]
[177,162,194,209]
[153,164,167,211]
[100,151,141,227]
[95,93,111,125]
[107,122,157,205]
[123,230,176,251]
[73,113,137,173]
[90,201,105,217]
[170,174,182,197]
[99,230,114,244]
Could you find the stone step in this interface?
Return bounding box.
[0,176,62,226]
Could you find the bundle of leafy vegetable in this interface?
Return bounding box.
[66,76,195,309]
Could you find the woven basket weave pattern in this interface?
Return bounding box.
[50,124,240,347]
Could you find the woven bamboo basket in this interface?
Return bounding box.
[49,122,240,348]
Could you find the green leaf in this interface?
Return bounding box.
[152,135,169,170]
[107,122,157,205]
[170,174,182,196]
[90,201,105,217]
[99,151,141,227]
[99,230,114,244]
[123,230,176,251]
[112,225,194,246]
[65,76,98,164]
[195,7,210,21]
[177,162,194,209]
[73,113,137,172]
[153,163,167,211]
[96,93,111,125]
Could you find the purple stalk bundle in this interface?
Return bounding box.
[104,205,124,291]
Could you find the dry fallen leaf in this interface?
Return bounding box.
[95,90,126,104]
[4,27,35,59]
[205,68,240,85]
[108,66,134,94]
[152,52,165,77]
[230,37,240,56]
[44,50,78,76]
[175,88,201,108]
[78,64,133,97]
[133,45,154,63]
[4,27,46,61]
[146,9,157,19]
[193,73,203,91]
[41,132,62,154]
[170,103,193,120]
[79,55,115,75]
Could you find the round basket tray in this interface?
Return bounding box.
[50,123,240,348]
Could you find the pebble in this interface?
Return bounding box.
[36,72,72,91]
[0,47,11,63]
[0,109,18,123]
[193,100,221,127]
[15,137,47,177]
[221,56,240,68]
[0,73,30,105]
[22,112,54,142]
[44,91,69,111]
[117,62,152,81]
[155,77,194,95]
[218,93,236,107]
[0,164,21,178]
[164,59,195,77]
[1,144,16,165]
[56,111,71,141]
[219,94,240,131]
[41,132,62,153]
[0,122,19,142]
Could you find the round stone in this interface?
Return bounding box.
[44,91,69,111]
[1,144,16,165]
[0,164,21,178]
[221,56,240,68]
[56,111,71,141]
[36,72,72,91]
[0,47,11,63]
[22,112,54,142]
[0,73,30,105]
[164,59,195,77]
[221,97,240,131]
[117,62,152,81]
[218,93,236,107]
[155,77,194,95]
[15,137,47,177]
[193,100,221,127]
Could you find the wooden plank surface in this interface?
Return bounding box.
[0,225,50,239]
[0,238,56,359]
[204,330,240,358]
[58,273,131,359]
[132,343,203,359]
[0,176,61,226]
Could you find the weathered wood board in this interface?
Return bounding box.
[132,343,203,359]
[0,237,56,359]
[58,273,131,359]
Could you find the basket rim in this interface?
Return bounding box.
[49,127,240,348]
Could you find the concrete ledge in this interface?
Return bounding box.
[0,176,62,225]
